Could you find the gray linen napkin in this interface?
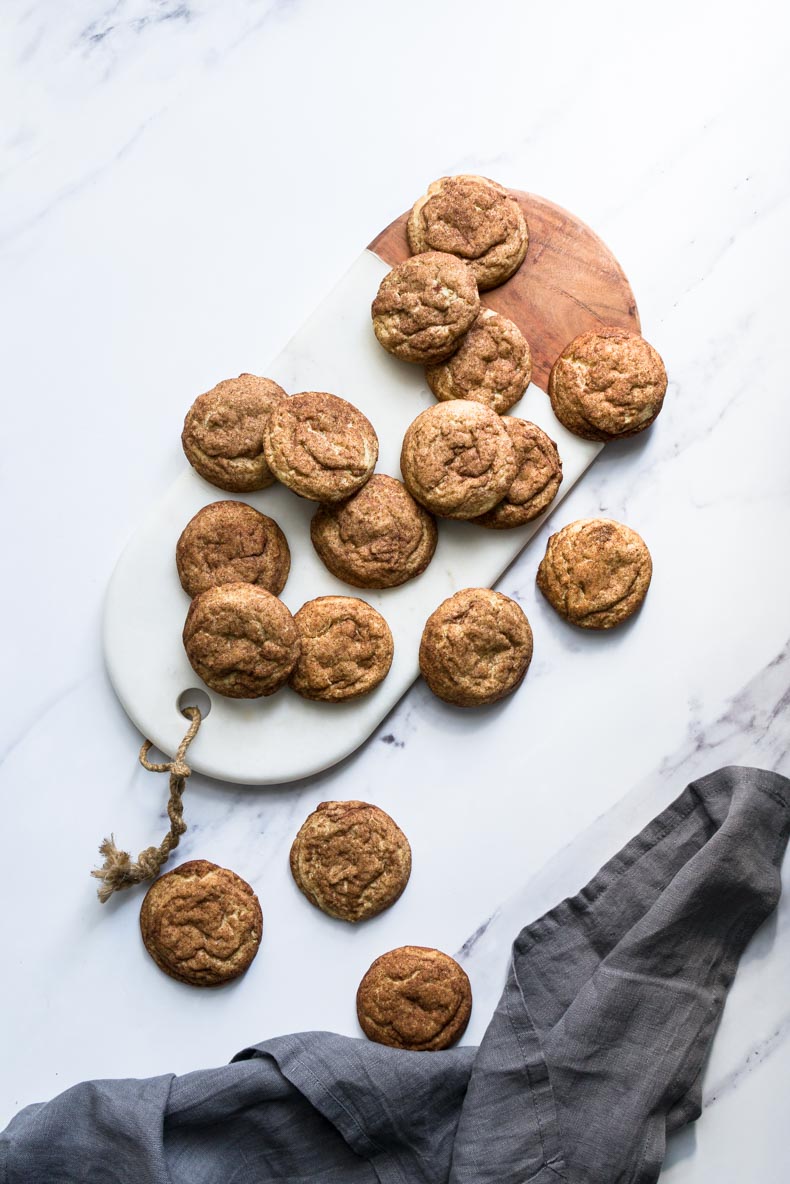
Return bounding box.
[3,765,788,1184]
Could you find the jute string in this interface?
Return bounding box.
[91,707,202,903]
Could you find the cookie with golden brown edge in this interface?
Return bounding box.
[263,391,378,502]
[400,402,517,519]
[181,374,288,492]
[290,800,411,921]
[426,308,532,414]
[140,860,262,987]
[183,582,299,698]
[419,588,533,707]
[176,500,290,599]
[356,946,472,1050]
[536,518,652,629]
[407,175,528,290]
[548,327,668,441]
[371,251,480,364]
[310,475,437,589]
[289,596,394,702]
[473,419,562,529]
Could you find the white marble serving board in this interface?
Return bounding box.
[103,251,600,783]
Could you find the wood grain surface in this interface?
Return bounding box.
[368,190,640,393]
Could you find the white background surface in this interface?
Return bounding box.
[2,1,790,1178]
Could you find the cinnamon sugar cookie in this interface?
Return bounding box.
[419,588,533,707]
[426,308,532,414]
[473,419,562,529]
[310,475,437,588]
[400,402,517,519]
[356,946,472,1050]
[536,518,652,629]
[176,500,290,598]
[290,801,411,921]
[140,860,262,987]
[407,175,528,290]
[263,391,378,502]
[289,596,393,702]
[371,251,480,364]
[183,582,299,698]
[548,327,667,441]
[182,374,287,492]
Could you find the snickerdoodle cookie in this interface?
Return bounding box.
[310,475,437,588]
[548,327,668,441]
[407,175,528,290]
[140,860,262,987]
[371,251,480,364]
[536,518,652,629]
[263,391,378,502]
[176,500,290,598]
[426,308,532,414]
[290,800,411,921]
[183,582,299,698]
[182,374,288,492]
[356,946,472,1050]
[419,588,533,707]
[473,419,562,529]
[400,402,517,519]
[289,596,393,702]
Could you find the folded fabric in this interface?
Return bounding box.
[3,766,788,1184]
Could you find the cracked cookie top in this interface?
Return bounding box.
[140,860,262,987]
[311,475,437,589]
[182,374,288,492]
[426,308,532,414]
[356,945,472,1050]
[536,517,652,629]
[182,582,299,698]
[263,391,378,502]
[473,419,562,529]
[548,327,667,441]
[371,251,480,364]
[176,500,290,598]
[400,402,517,519]
[289,596,393,702]
[290,800,410,921]
[407,175,528,290]
[419,588,533,707]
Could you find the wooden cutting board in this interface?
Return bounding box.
[103,191,639,784]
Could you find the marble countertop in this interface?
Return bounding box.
[2,1,789,1177]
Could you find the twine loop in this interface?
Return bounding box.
[91,706,202,903]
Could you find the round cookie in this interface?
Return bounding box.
[371,251,480,364]
[419,588,533,707]
[473,419,563,529]
[176,500,290,598]
[356,946,472,1051]
[548,327,668,441]
[289,596,394,702]
[140,860,262,987]
[290,800,411,921]
[426,308,532,414]
[310,475,438,589]
[407,175,528,290]
[181,374,288,492]
[536,518,652,629]
[400,402,517,519]
[183,582,299,698]
[263,391,378,502]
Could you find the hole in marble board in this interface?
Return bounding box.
[177,688,212,720]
